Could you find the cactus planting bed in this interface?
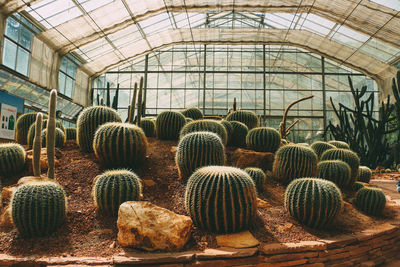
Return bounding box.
[0,138,397,258]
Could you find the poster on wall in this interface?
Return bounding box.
[0,104,17,140]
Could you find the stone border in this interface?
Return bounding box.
[0,223,399,266]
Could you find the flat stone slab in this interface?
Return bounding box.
[216,231,259,248]
[112,252,194,265]
[196,247,258,259]
[260,241,326,255]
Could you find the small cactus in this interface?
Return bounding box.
[220,120,233,144]
[15,112,48,145]
[176,132,225,180]
[156,111,186,140]
[0,143,26,177]
[353,181,368,192]
[226,110,259,129]
[285,178,342,229]
[246,127,281,153]
[139,118,156,137]
[27,120,66,149]
[358,166,372,183]
[41,128,66,148]
[181,107,203,120]
[65,127,77,140]
[92,169,142,216]
[310,141,336,159]
[354,187,386,216]
[230,121,248,147]
[180,119,227,145]
[244,167,266,194]
[328,140,350,149]
[317,160,352,189]
[185,166,257,233]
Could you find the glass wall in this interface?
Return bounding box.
[58,55,80,98]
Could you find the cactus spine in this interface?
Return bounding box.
[230,121,248,147]
[185,166,257,233]
[65,127,76,140]
[176,132,225,179]
[0,143,26,177]
[47,90,57,179]
[226,110,259,130]
[15,112,48,145]
[139,118,156,137]
[328,140,350,149]
[285,178,342,229]
[156,111,186,140]
[33,113,43,177]
[181,107,203,120]
[354,187,386,215]
[92,169,142,216]
[180,119,228,145]
[244,167,266,194]
[246,127,281,153]
[317,160,351,189]
[358,166,372,183]
[311,141,336,159]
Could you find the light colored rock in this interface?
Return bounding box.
[26,148,60,173]
[216,231,259,248]
[117,201,192,251]
[1,186,16,203]
[257,198,271,208]
[0,206,13,228]
[142,179,156,187]
[231,148,274,171]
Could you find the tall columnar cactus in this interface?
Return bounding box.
[93,123,148,168]
[65,127,77,140]
[156,111,186,140]
[180,119,228,145]
[176,132,225,179]
[92,169,142,216]
[246,127,281,153]
[328,140,350,149]
[185,166,257,233]
[15,112,48,145]
[244,167,266,194]
[27,120,65,149]
[181,107,203,120]
[285,178,342,229]
[230,121,248,147]
[77,106,122,152]
[11,181,67,237]
[47,89,57,179]
[226,110,259,129]
[311,141,336,159]
[139,118,156,137]
[41,128,66,148]
[129,82,138,124]
[272,144,318,185]
[317,160,352,189]
[354,187,386,216]
[220,120,233,144]
[358,166,372,183]
[136,77,144,126]
[0,143,26,177]
[32,113,43,177]
[320,148,360,187]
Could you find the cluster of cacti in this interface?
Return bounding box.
[317,160,351,188]
[220,120,233,144]
[244,167,266,194]
[180,120,227,145]
[353,181,368,192]
[181,107,203,120]
[0,143,26,177]
[358,166,372,183]
[65,127,77,140]
[226,110,259,129]
[92,169,142,215]
[272,144,318,184]
[185,166,257,233]
[354,187,386,215]
[328,140,350,149]
[285,178,342,228]
[41,128,66,148]
[77,106,122,152]
[230,121,248,147]
[310,141,336,159]
[246,127,281,153]
[156,111,186,140]
[176,132,225,179]
[320,148,360,187]
[93,123,148,168]
[11,180,67,237]
[139,118,156,137]
[15,112,48,145]
[27,120,65,149]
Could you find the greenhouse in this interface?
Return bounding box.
[0,0,400,266]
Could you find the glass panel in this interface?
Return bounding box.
[3,39,17,70]
[65,77,74,98]
[16,47,30,76]
[19,26,33,50]
[59,72,66,94]
[5,17,19,42]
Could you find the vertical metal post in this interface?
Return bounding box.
[263,45,266,126]
[143,54,148,116]
[203,45,207,114]
[322,56,327,141]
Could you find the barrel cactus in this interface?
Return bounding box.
[156,111,186,140]
[66,127,77,140]
[180,119,227,145]
[77,106,122,152]
[93,123,148,168]
[311,141,336,159]
[139,118,156,137]
[41,128,66,148]
[220,120,233,144]
[317,160,352,189]
[27,120,66,148]
[176,132,225,179]
[0,143,26,177]
[185,166,257,233]
[11,180,67,237]
[244,167,266,194]
[181,107,203,120]
[353,181,368,192]
[328,140,350,149]
[285,178,342,229]
[230,121,248,147]
[185,117,194,124]
[226,110,259,129]
[354,187,386,216]
[272,144,318,185]
[246,127,281,153]
[16,112,48,145]
[358,166,372,183]
[92,169,142,216]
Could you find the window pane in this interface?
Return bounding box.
[67,60,77,78]
[65,77,74,98]
[19,26,33,50]
[59,72,66,94]
[16,47,30,76]
[60,58,67,72]
[3,39,17,70]
[5,17,19,42]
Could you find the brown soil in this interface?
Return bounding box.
[0,139,397,257]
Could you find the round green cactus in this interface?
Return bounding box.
[354,187,386,216]
[92,169,142,216]
[0,143,26,177]
[272,144,318,185]
[244,167,266,194]
[353,181,368,192]
[220,120,233,144]
[358,166,372,183]
[328,140,350,149]
[285,178,342,229]
[11,180,67,237]
[27,120,66,149]
[176,132,225,180]
[139,118,156,137]
[246,127,281,153]
[181,107,203,120]
[41,128,66,148]
[65,127,76,140]
[93,123,148,168]
[320,148,360,187]
[317,160,352,189]
[180,119,227,145]
[226,110,259,129]
[310,141,336,159]
[156,111,186,140]
[16,112,48,145]
[185,117,194,124]
[185,166,257,233]
[77,106,122,152]
[230,121,248,147]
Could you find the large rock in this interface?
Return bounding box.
[117,201,192,251]
[231,148,274,171]
[26,148,61,173]
[216,231,259,248]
